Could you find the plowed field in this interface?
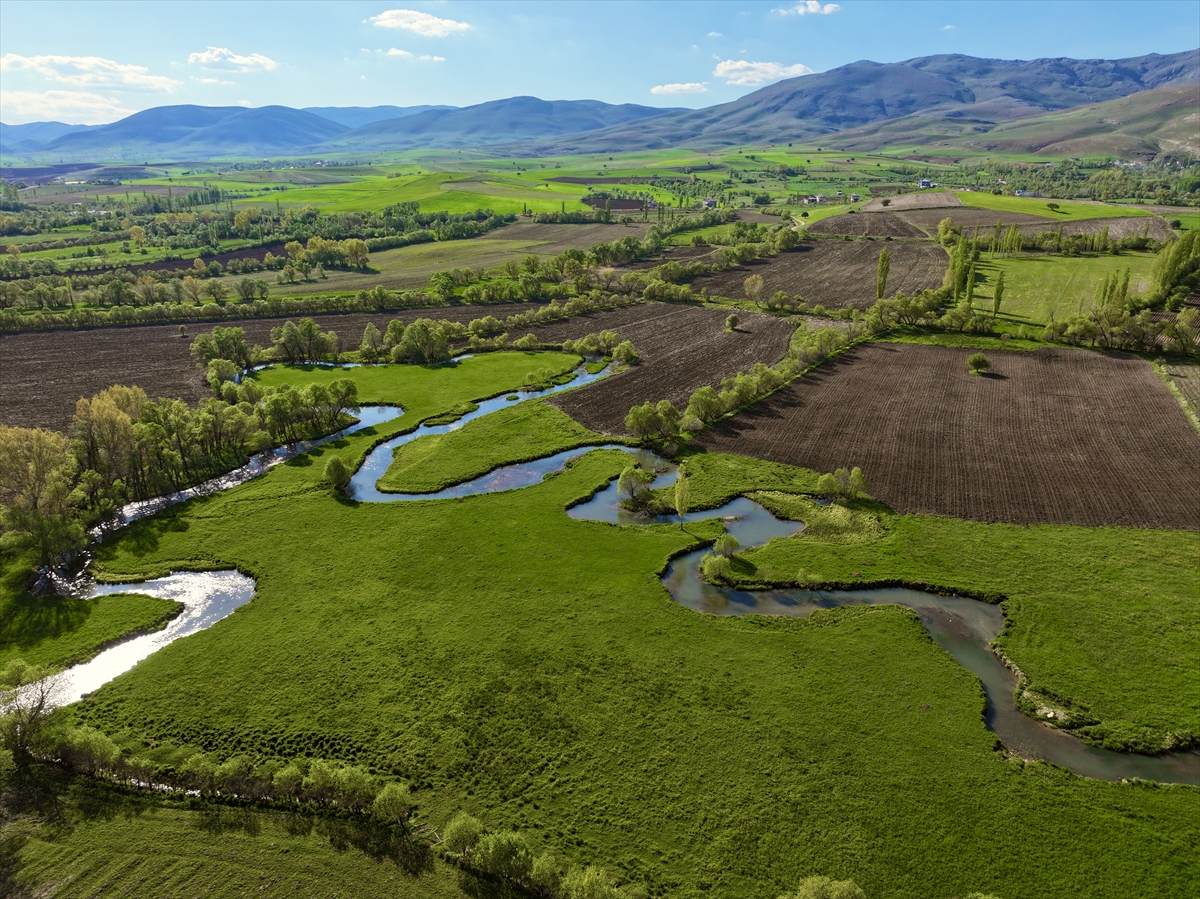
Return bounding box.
[1015,215,1174,241]
[863,191,962,212]
[899,208,1053,232]
[687,241,947,309]
[540,303,795,435]
[806,213,926,238]
[0,304,537,431]
[696,343,1200,530]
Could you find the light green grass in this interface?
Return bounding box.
[974,251,1157,326]
[955,192,1153,221]
[377,399,604,493]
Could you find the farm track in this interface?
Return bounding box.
[0,303,538,431]
[687,241,948,309]
[807,213,927,238]
[538,303,795,435]
[697,343,1200,530]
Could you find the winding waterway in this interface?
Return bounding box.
[53,360,1200,784]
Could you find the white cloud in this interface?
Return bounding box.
[194,77,233,85]
[708,31,722,37]
[0,53,180,92]
[651,82,708,94]
[942,24,956,30]
[0,89,136,124]
[369,9,470,37]
[387,48,413,57]
[419,55,446,62]
[187,47,278,73]
[775,1,840,14]
[237,99,253,107]
[713,59,812,86]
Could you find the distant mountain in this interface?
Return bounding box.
[37,106,349,158]
[514,49,1200,154]
[302,105,457,129]
[0,120,97,153]
[320,97,687,151]
[825,84,1200,157]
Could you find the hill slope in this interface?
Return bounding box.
[301,105,457,128]
[320,97,686,151]
[38,106,349,158]
[0,121,97,153]
[513,48,1200,154]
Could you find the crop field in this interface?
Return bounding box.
[687,240,948,308]
[1013,214,1175,241]
[955,192,1155,221]
[0,304,536,430]
[805,212,926,238]
[897,207,1054,231]
[862,190,962,211]
[698,342,1200,529]
[477,221,652,249]
[529,302,795,433]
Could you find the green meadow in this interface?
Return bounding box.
[5,352,1195,898]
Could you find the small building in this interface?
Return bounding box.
[815,194,826,202]
[702,198,716,208]
[918,179,932,189]
[850,193,861,202]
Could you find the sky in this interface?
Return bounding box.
[1,0,1197,124]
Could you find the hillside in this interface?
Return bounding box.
[512,48,1200,154]
[301,105,457,128]
[36,106,350,158]
[0,120,96,153]
[319,97,686,151]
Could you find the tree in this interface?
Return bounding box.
[992,270,1005,318]
[726,313,739,332]
[816,466,867,503]
[876,247,891,299]
[674,463,690,529]
[128,224,146,245]
[342,239,369,270]
[202,280,229,303]
[384,319,407,349]
[617,466,653,506]
[443,812,483,858]
[359,322,383,362]
[713,532,740,557]
[473,831,533,881]
[0,426,85,567]
[743,274,765,306]
[392,319,449,364]
[191,325,252,371]
[235,277,258,301]
[965,261,977,307]
[685,385,723,425]
[181,276,203,304]
[612,340,638,365]
[0,660,65,764]
[372,781,415,825]
[967,352,990,374]
[325,456,351,493]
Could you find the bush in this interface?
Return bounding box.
[372,781,415,825]
[325,456,351,492]
[778,875,866,899]
[967,352,991,373]
[726,313,739,331]
[443,812,484,857]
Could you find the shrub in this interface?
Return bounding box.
[325,456,351,492]
[372,781,415,825]
[967,352,991,373]
[726,313,739,331]
[443,812,484,857]
[777,875,866,899]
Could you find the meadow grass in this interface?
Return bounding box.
[973,251,1157,326]
[377,399,606,493]
[8,355,1200,898]
[954,191,1154,220]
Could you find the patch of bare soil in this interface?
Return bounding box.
[862,191,962,212]
[806,213,926,238]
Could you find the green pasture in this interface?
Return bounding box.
[973,251,1157,326]
[5,352,1194,897]
[955,191,1154,221]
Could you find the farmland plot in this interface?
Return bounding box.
[863,191,962,212]
[539,303,794,434]
[806,212,926,238]
[899,207,1054,232]
[0,304,536,430]
[697,343,1200,530]
[1014,215,1175,241]
[687,241,947,309]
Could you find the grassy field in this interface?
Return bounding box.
[5,354,1193,898]
[973,251,1157,326]
[955,191,1154,221]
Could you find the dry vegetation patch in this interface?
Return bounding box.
[541,302,794,434]
[687,241,947,309]
[697,342,1200,529]
[863,191,962,212]
[806,213,927,238]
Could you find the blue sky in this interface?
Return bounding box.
[1,0,1196,124]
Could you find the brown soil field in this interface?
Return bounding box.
[697,342,1200,529]
[806,213,926,238]
[1162,361,1200,414]
[1014,215,1174,241]
[686,241,947,309]
[862,191,962,212]
[898,208,1053,232]
[478,221,651,249]
[735,211,789,224]
[538,303,795,435]
[0,304,538,432]
[622,246,718,271]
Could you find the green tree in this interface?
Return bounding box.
[967,352,991,374]
[617,466,653,506]
[202,280,229,303]
[325,456,351,493]
[473,830,533,881]
[992,270,1005,318]
[359,322,383,362]
[443,812,483,858]
[726,313,739,332]
[777,875,865,899]
[191,325,252,371]
[0,426,85,567]
[392,319,449,364]
[876,246,891,299]
[965,261,977,307]
[743,274,765,306]
[0,660,64,765]
[713,532,740,557]
[674,464,690,530]
[372,781,415,825]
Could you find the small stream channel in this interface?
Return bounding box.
[51,360,1200,784]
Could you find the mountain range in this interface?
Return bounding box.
[1,48,1196,161]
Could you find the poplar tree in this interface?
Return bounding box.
[992,271,1005,318]
[876,247,891,299]
[674,464,690,530]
